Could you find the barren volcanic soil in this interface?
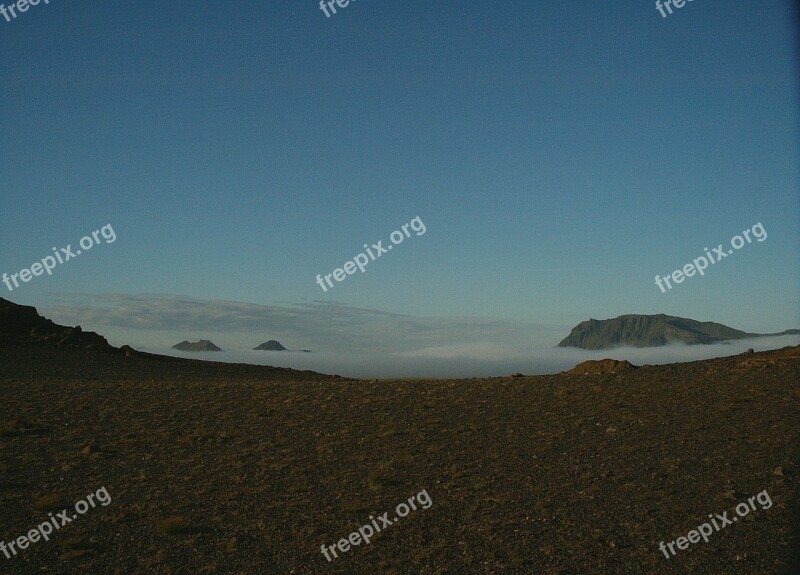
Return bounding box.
[1,345,799,574]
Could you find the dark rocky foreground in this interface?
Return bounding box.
[0,344,798,574]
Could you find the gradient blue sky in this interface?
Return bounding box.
[1,0,798,372]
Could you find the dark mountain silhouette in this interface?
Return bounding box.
[0,298,331,380]
[558,314,799,350]
[0,297,115,351]
[253,340,312,352]
[253,340,287,351]
[172,340,222,352]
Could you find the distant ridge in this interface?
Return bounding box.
[558,314,799,350]
[172,340,222,352]
[253,340,311,352]
[253,340,287,351]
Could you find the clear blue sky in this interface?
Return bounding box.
[1,0,798,369]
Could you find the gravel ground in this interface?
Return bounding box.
[0,345,798,574]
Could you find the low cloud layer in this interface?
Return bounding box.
[143,336,800,379]
[41,293,800,379]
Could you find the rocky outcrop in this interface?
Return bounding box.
[0,297,113,351]
[172,340,222,352]
[253,340,287,351]
[557,314,798,350]
[564,359,638,375]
